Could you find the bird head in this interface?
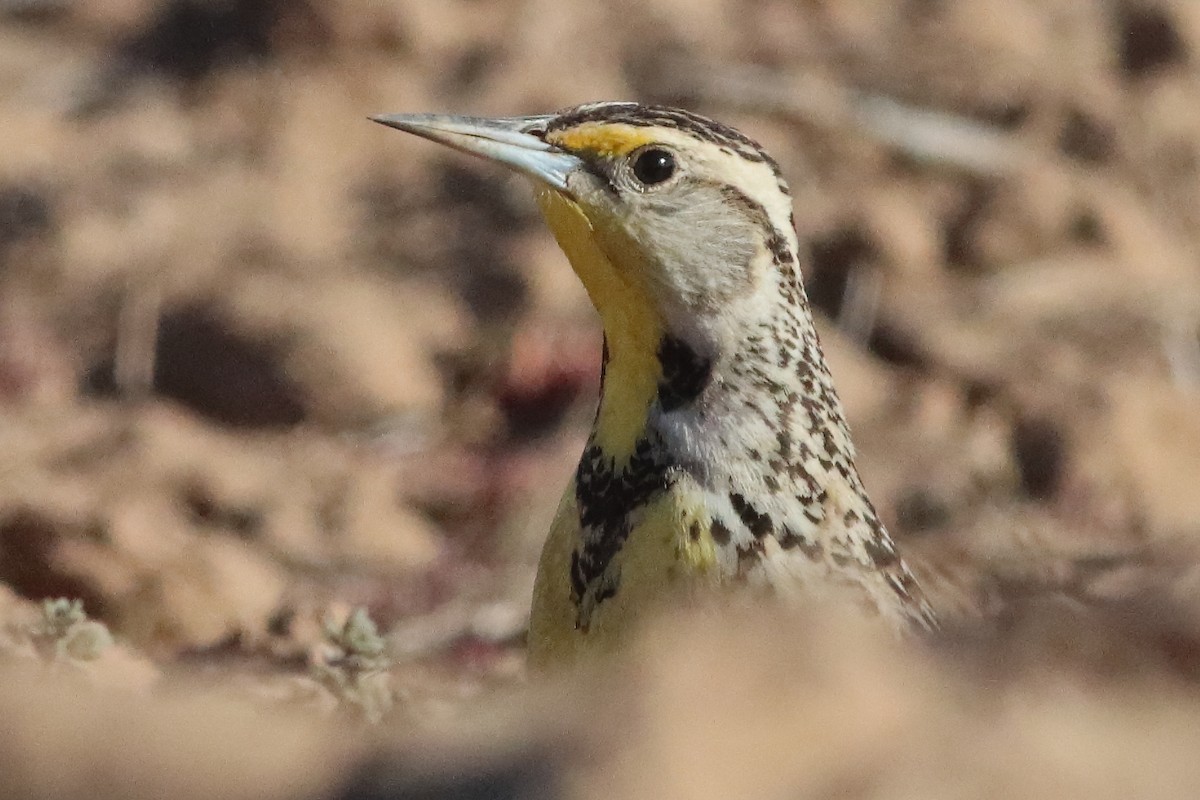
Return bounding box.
[372,102,803,363]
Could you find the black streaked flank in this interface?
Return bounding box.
[657,335,712,411]
[729,492,774,538]
[864,536,899,568]
[766,231,792,266]
[780,524,824,560]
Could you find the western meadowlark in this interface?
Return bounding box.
[372,102,936,668]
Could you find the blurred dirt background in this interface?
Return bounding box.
[3,0,1200,797]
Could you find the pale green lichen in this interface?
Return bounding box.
[311,607,394,723]
[31,598,113,663]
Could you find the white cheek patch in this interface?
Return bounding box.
[631,184,761,307]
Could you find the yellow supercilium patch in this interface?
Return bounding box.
[545,123,656,159]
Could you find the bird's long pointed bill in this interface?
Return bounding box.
[370,113,582,191]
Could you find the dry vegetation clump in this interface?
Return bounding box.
[1,0,1200,797]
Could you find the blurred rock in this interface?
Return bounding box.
[1116,3,1188,78]
[84,304,308,428]
[1102,381,1200,536]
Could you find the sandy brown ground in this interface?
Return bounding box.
[2,1,1200,797]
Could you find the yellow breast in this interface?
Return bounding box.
[527,477,720,670]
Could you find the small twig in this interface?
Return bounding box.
[640,57,1028,176]
[837,264,883,347]
[113,277,160,400]
[1163,316,1200,391]
[850,92,1025,176]
[388,599,527,660]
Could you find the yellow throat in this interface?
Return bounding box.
[535,188,663,462]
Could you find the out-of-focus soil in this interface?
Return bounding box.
[3,1,1200,797]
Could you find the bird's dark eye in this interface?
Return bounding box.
[631,148,676,186]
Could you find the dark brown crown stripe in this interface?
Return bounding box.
[548,103,786,181]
